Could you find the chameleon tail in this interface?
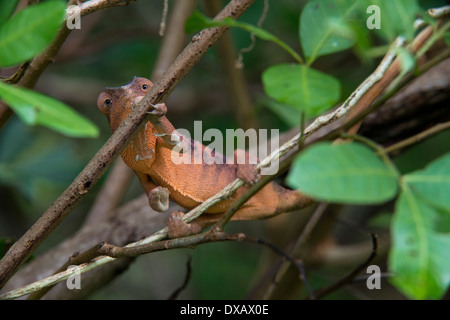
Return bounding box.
[274,184,314,214]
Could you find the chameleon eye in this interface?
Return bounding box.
[104,98,112,106]
[142,84,149,90]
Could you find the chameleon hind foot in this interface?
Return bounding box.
[168,211,202,238]
[148,186,170,212]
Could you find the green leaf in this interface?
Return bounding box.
[0,82,99,138]
[260,98,303,127]
[300,0,359,63]
[262,64,340,117]
[185,10,211,34]
[369,0,421,42]
[389,187,450,299]
[404,152,450,211]
[0,1,65,67]
[0,119,83,202]
[0,0,19,25]
[397,47,416,74]
[186,11,274,38]
[286,142,399,204]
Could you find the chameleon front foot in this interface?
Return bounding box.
[234,149,260,185]
[148,186,170,212]
[237,164,260,185]
[168,211,202,238]
[147,103,167,118]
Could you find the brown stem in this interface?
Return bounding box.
[152,0,198,80]
[2,62,31,84]
[345,25,435,135]
[384,121,450,154]
[0,0,257,290]
[263,202,328,299]
[99,231,311,297]
[167,257,192,300]
[311,233,378,300]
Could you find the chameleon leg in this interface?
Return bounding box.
[135,171,170,212]
[148,186,170,212]
[168,211,202,238]
[234,149,260,185]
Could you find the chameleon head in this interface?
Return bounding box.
[97,76,153,132]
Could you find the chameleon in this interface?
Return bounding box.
[97,76,311,237]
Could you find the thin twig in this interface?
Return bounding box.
[159,0,169,36]
[311,233,378,300]
[212,143,312,233]
[263,202,328,300]
[236,0,269,68]
[3,230,311,300]
[340,133,400,177]
[384,121,450,154]
[167,257,192,300]
[242,235,312,296]
[153,0,198,80]
[71,0,136,16]
[428,5,450,19]
[2,62,31,84]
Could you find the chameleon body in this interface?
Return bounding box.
[97,77,310,231]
